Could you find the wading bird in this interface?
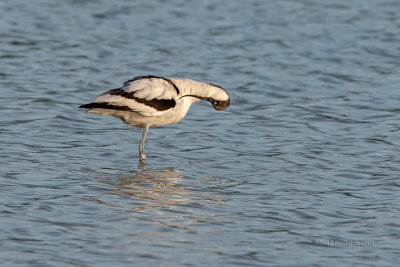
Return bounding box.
[79,75,230,160]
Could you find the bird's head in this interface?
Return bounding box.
[207,83,230,111]
[212,98,230,110]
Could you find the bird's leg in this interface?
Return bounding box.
[139,126,149,161]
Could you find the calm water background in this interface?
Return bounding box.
[1,0,400,266]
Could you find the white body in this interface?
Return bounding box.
[88,96,199,128]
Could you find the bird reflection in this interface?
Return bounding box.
[113,165,194,210]
[93,164,226,234]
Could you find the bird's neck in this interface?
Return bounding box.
[172,79,217,99]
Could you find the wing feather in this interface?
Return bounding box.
[124,76,178,100]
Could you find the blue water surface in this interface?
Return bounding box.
[1,0,400,266]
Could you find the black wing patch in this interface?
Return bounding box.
[123,75,180,94]
[79,103,132,111]
[102,88,176,111]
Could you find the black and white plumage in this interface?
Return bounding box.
[79,75,230,160]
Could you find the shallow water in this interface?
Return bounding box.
[1,0,400,265]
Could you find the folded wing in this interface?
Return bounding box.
[88,76,179,116]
